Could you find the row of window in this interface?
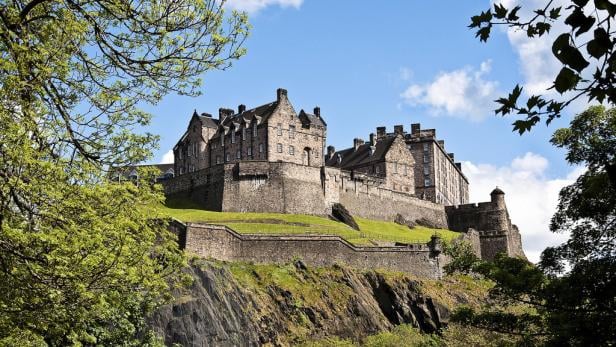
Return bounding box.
[215,143,265,164]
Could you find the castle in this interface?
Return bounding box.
[164,88,525,275]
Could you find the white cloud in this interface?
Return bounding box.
[225,0,302,13]
[492,0,600,113]
[462,152,584,263]
[160,150,174,164]
[400,60,500,121]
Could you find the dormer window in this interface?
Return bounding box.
[231,128,236,143]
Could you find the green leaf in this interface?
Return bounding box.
[595,0,616,16]
[564,7,596,36]
[494,3,508,19]
[549,7,562,19]
[554,67,581,93]
[508,6,521,21]
[552,33,590,72]
[586,28,612,59]
[573,0,590,6]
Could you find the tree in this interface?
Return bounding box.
[450,106,616,346]
[0,0,248,344]
[469,1,616,134]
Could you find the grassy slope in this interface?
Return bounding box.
[156,199,459,245]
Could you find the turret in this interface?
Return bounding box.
[490,187,506,209]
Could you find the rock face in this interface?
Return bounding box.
[331,203,360,230]
[151,259,456,346]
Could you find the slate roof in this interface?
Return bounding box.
[197,112,219,128]
[326,136,398,169]
[219,102,278,128]
[299,110,326,127]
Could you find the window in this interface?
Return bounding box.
[231,129,236,143]
[242,127,246,140]
[178,150,183,160]
[253,122,258,137]
[315,149,319,158]
[247,147,252,156]
[187,144,192,157]
[403,165,408,176]
[376,165,380,174]
[277,123,283,136]
[225,153,230,162]
[424,166,430,175]
[216,155,221,164]
[423,154,429,163]
[393,162,398,173]
[259,143,264,153]
[277,143,283,153]
[289,145,294,155]
[289,125,296,139]
[194,143,198,155]
[424,178,432,186]
[423,143,429,152]
[221,135,224,147]
[179,167,184,175]
[236,150,241,159]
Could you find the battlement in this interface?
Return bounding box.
[173,222,445,278]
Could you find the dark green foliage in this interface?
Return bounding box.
[443,240,480,275]
[450,106,616,346]
[470,1,616,133]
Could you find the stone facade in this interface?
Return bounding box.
[164,88,525,263]
[170,221,446,279]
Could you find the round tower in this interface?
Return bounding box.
[490,186,506,210]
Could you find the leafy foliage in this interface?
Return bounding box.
[442,240,481,275]
[450,106,616,346]
[470,1,616,133]
[0,0,248,344]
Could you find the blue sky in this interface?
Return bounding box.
[144,0,587,261]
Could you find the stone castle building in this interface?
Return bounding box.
[166,88,525,261]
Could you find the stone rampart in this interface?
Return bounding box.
[175,222,445,279]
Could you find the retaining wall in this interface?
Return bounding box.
[176,222,445,279]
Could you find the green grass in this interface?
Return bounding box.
[156,199,460,245]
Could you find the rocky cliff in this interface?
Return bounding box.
[151,259,490,346]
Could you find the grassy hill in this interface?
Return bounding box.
[157,199,459,246]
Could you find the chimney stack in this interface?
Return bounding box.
[376,126,386,139]
[411,123,420,135]
[437,140,445,149]
[448,153,455,161]
[201,112,212,118]
[455,163,462,170]
[314,106,320,117]
[394,125,404,135]
[353,138,364,150]
[326,145,336,160]
[369,133,376,146]
[218,108,233,122]
[238,104,246,114]
[277,88,287,102]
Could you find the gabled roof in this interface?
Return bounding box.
[196,113,219,128]
[326,136,398,169]
[219,101,278,128]
[298,109,326,127]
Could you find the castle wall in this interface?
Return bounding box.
[181,223,444,279]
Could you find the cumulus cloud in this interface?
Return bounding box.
[225,0,302,13]
[462,152,584,263]
[160,150,174,164]
[492,0,600,113]
[400,60,500,121]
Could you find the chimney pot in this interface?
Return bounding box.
[238,104,246,113]
[277,88,288,101]
[314,106,320,116]
[369,133,376,146]
[353,138,364,150]
[448,153,455,161]
[326,145,336,160]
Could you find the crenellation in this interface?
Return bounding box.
[164,88,526,266]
